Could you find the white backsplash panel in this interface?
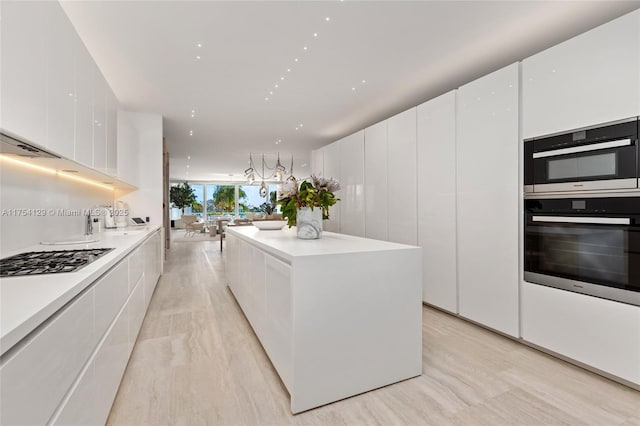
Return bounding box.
[0,161,113,255]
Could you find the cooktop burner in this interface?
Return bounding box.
[0,248,114,277]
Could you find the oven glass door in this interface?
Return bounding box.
[524,197,640,306]
[525,217,638,292]
[533,141,637,189]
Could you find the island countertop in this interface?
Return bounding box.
[226,225,417,263]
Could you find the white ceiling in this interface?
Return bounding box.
[60,0,640,182]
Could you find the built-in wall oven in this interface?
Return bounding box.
[524,197,640,306]
[524,118,639,193]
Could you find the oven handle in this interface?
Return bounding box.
[532,138,632,159]
[532,215,631,225]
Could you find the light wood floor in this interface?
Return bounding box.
[107,238,640,426]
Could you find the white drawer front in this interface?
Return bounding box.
[94,259,129,342]
[0,288,94,425]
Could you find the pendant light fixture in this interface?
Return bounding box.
[243,152,295,197]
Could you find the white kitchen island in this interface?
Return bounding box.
[224,226,422,414]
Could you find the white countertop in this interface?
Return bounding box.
[0,225,161,356]
[227,226,419,263]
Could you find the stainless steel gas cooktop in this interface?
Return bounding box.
[0,248,114,277]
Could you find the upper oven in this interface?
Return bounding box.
[524,118,639,193]
[524,197,640,306]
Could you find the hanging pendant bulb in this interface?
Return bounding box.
[260,181,268,198]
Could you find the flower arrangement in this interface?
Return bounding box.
[277,175,340,227]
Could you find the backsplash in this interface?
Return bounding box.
[0,160,113,255]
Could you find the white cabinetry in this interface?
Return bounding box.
[0,1,49,146]
[73,37,95,167]
[387,108,417,245]
[92,69,107,172]
[106,88,119,176]
[46,3,76,159]
[339,131,365,237]
[225,227,422,414]
[523,10,640,138]
[0,287,94,425]
[456,63,519,337]
[117,111,141,187]
[322,141,341,233]
[417,91,457,312]
[364,121,389,241]
[2,229,163,426]
[522,283,640,385]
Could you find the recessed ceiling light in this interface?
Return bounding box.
[303,46,308,51]
[187,165,190,168]
[189,130,193,135]
[196,55,201,60]
[196,43,202,48]
[287,68,291,72]
[352,87,356,91]
[280,76,285,80]
[191,109,195,113]
[294,58,299,62]
[191,114,195,118]
[187,156,191,160]
[68,93,73,97]
[325,17,331,21]
[295,127,299,130]
[265,97,269,101]
[313,33,318,37]
[275,84,279,88]
[269,91,273,95]
[299,123,303,127]
[362,79,366,84]
[275,140,280,145]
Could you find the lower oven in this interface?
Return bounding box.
[524,197,640,306]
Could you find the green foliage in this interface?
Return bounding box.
[260,191,277,215]
[213,185,247,212]
[277,177,340,227]
[169,182,197,212]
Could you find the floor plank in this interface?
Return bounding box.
[107,235,640,425]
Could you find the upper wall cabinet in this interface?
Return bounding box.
[92,70,107,172]
[46,3,76,159]
[364,121,388,241]
[0,1,50,147]
[456,63,520,337]
[339,131,365,237]
[322,141,341,233]
[523,10,640,139]
[106,88,119,176]
[387,108,417,245]
[417,91,457,313]
[73,40,95,168]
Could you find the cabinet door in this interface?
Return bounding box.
[95,302,130,424]
[387,108,417,245]
[264,254,293,392]
[522,282,640,385]
[50,360,97,426]
[0,1,49,146]
[94,259,129,341]
[417,91,457,312]
[0,288,94,425]
[522,10,640,138]
[106,88,119,176]
[128,277,146,352]
[46,3,76,159]
[456,63,519,337]
[322,141,341,233]
[73,36,94,166]
[92,71,107,171]
[364,121,388,241]
[339,131,365,237]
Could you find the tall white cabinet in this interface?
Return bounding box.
[416,91,457,313]
[339,131,365,237]
[522,9,640,138]
[387,108,418,245]
[364,121,389,241]
[456,63,520,337]
[322,141,341,233]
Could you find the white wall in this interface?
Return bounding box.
[116,112,163,226]
[0,164,114,254]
